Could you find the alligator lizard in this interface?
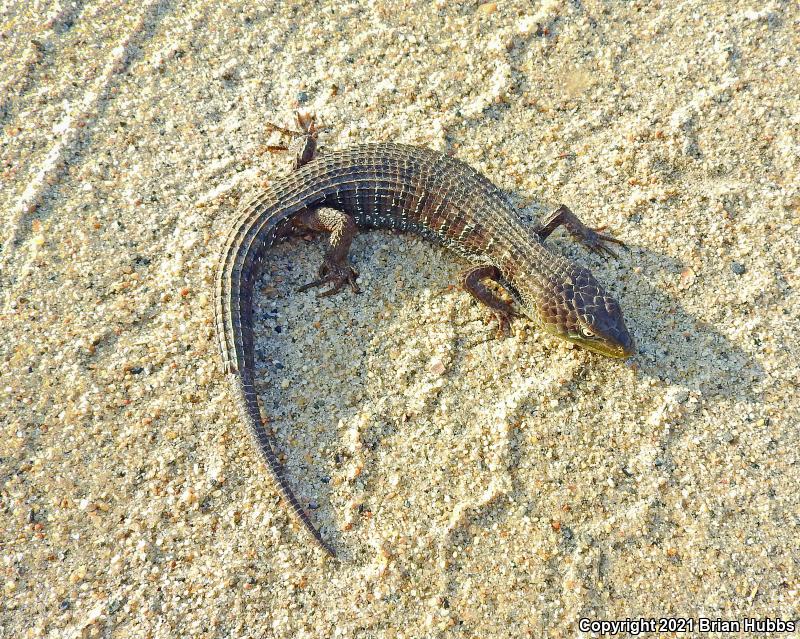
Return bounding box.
[214,115,634,557]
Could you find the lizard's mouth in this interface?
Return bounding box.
[572,335,636,358]
[561,326,636,358]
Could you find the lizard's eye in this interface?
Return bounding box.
[580,326,595,338]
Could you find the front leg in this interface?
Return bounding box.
[462,265,520,337]
[534,204,626,259]
[294,208,361,297]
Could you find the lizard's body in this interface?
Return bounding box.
[214,130,633,557]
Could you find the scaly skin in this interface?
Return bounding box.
[214,141,634,557]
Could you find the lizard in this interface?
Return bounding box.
[213,112,635,558]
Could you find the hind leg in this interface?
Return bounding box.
[267,113,357,295]
[294,208,361,297]
[265,110,324,169]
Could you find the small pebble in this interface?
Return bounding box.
[428,358,446,376]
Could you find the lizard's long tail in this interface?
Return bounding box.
[228,371,337,558]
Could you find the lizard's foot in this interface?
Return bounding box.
[265,110,320,136]
[298,259,361,297]
[535,204,628,259]
[576,223,627,259]
[491,307,518,338]
[265,111,325,169]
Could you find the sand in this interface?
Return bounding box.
[1,1,798,637]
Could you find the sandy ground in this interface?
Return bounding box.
[1,1,799,637]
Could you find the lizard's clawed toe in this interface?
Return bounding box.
[492,309,518,338]
[298,261,360,297]
[585,228,627,260]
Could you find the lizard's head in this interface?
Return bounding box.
[532,265,635,358]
